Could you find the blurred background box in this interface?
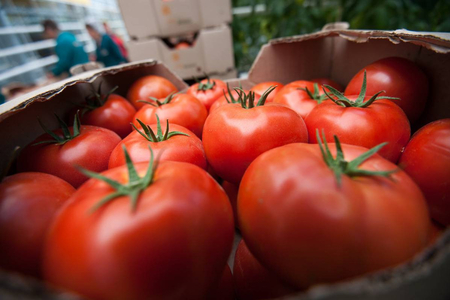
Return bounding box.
[118,0,232,39]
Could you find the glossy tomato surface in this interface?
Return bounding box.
[305,97,410,163]
[108,123,207,170]
[127,75,178,110]
[273,80,326,119]
[0,172,74,277]
[250,82,284,103]
[18,126,121,188]
[133,94,207,138]
[187,79,227,112]
[238,143,431,289]
[344,57,429,123]
[81,94,136,138]
[44,161,234,300]
[399,119,450,225]
[203,103,308,184]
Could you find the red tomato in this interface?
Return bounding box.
[80,91,136,138]
[273,80,327,119]
[0,172,75,277]
[305,76,410,163]
[238,141,431,289]
[222,181,238,227]
[399,119,450,225]
[233,240,297,300]
[209,264,234,300]
[344,57,429,123]
[127,75,178,110]
[209,89,256,114]
[133,93,207,138]
[203,91,308,184]
[44,159,234,300]
[250,82,284,103]
[311,78,343,91]
[175,42,190,49]
[18,119,121,188]
[187,78,227,112]
[109,120,207,170]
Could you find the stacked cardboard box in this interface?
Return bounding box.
[118,0,235,80]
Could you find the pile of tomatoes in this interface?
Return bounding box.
[0,56,449,300]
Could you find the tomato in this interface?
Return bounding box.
[250,82,284,103]
[175,42,190,49]
[44,155,234,300]
[109,117,207,170]
[233,239,297,300]
[18,117,121,188]
[305,74,410,163]
[399,119,450,226]
[208,264,234,300]
[80,87,136,138]
[203,88,308,184]
[311,78,343,91]
[0,172,74,277]
[273,80,327,119]
[344,57,429,123]
[238,139,431,289]
[187,78,227,112]
[133,93,207,138]
[222,181,238,227]
[209,89,256,114]
[127,75,178,110]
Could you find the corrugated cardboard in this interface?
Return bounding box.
[118,0,232,39]
[127,25,235,79]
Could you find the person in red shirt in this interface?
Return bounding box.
[103,22,129,62]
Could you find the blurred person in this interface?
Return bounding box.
[85,23,126,68]
[42,19,89,78]
[103,22,129,61]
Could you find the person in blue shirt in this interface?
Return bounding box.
[85,23,126,68]
[42,20,89,77]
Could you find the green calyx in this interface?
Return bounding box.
[82,83,119,113]
[33,113,81,146]
[196,77,216,91]
[316,129,397,186]
[80,145,156,213]
[323,71,399,108]
[298,83,328,103]
[223,83,240,104]
[236,85,277,109]
[137,92,178,107]
[131,115,189,142]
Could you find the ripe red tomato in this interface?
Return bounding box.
[209,89,256,114]
[311,78,343,91]
[127,75,178,110]
[233,239,297,300]
[175,42,190,49]
[44,159,234,300]
[109,119,207,170]
[344,57,429,123]
[18,118,121,188]
[222,181,238,227]
[203,89,308,184]
[133,93,207,138]
[273,80,327,119]
[187,78,227,112]
[80,88,136,138]
[238,140,431,289]
[0,172,75,277]
[250,82,284,103]
[208,264,234,300]
[399,119,450,226]
[305,76,410,163]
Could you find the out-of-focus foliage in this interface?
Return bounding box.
[232,0,450,72]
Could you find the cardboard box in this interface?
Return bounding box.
[118,0,232,39]
[1,28,450,300]
[127,25,235,80]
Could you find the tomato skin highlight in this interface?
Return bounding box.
[127,75,178,110]
[0,172,75,277]
[81,94,136,138]
[133,93,207,138]
[305,97,410,163]
[238,143,431,289]
[203,103,308,184]
[43,161,234,300]
[399,119,450,226]
[108,123,207,170]
[18,125,121,188]
[344,57,429,123]
[187,79,227,112]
